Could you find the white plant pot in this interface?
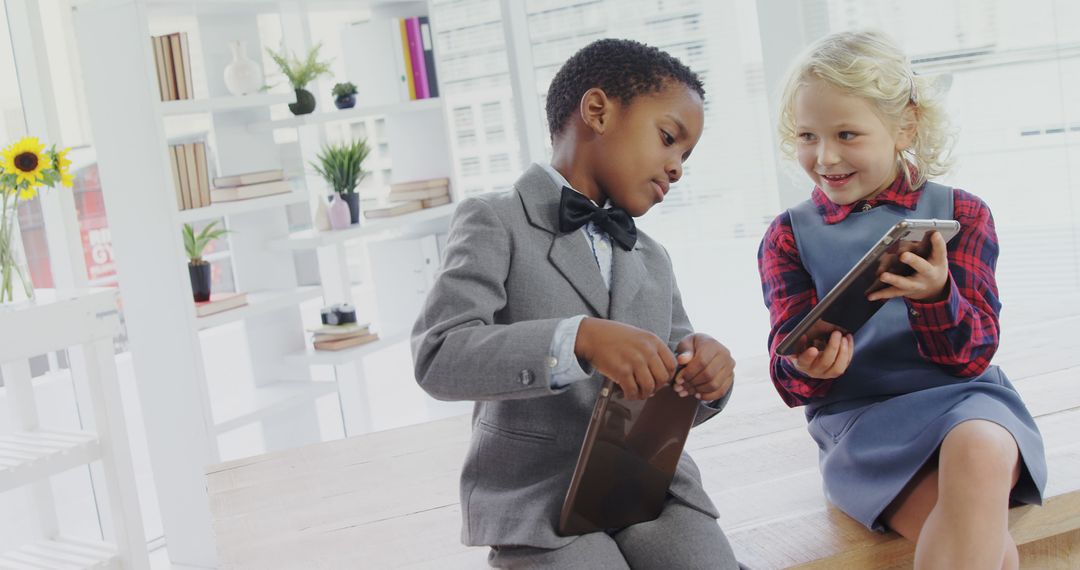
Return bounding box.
[223,40,263,96]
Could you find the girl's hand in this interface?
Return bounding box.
[868,231,950,303]
[787,330,853,379]
[672,333,734,401]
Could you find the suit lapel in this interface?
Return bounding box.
[516,164,610,317]
[549,232,610,317]
[609,242,645,321]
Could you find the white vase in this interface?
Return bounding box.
[223,41,262,96]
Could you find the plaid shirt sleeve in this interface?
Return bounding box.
[904,189,1002,376]
[758,212,835,407]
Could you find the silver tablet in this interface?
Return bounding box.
[775,218,962,356]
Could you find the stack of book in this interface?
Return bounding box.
[211,169,291,203]
[151,32,193,101]
[168,142,211,210]
[341,16,439,106]
[364,178,451,219]
[194,292,248,318]
[309,323,379,351]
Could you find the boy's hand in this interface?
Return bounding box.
[868,231,949,303]
[672,333,735,401]
[575,317,677,400]
[787,330,853,379]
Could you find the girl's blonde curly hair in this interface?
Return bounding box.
[777,30,955,189]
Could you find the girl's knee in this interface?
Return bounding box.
[941,420,1019,480]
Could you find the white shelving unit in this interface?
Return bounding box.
[70,0,467,564]
[0,289,149,569]
[70,1,360,566]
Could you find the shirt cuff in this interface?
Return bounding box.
[549,315,594,388]
[907,275,962,332]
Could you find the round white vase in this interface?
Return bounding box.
[223,41,262,96]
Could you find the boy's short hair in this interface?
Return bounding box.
[545,38,705,140]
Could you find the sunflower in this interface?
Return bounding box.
[1,136,47,189]
[52,147,74,188]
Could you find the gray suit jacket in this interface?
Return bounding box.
[412,164,730,549]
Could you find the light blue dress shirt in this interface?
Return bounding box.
[540,163,613,388]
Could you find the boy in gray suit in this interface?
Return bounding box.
[412,39,739,569]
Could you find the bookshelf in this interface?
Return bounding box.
[71,0,463,565]
[0,289,149,569]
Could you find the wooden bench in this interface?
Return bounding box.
[206,308,1080,569]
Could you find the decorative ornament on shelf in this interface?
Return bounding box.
[331,82,357,109]
[265,42,332,116]
[327,194,350,230]
[311,138,370,226]
[182,221,230,302]
[0,136,72,305]
[223,40,263,96]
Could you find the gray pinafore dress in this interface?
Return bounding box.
[789,182,1047,531]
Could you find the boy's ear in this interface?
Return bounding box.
[579,87,613,135]
[895,105,918,150]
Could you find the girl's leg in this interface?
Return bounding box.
[883,420,1021,570]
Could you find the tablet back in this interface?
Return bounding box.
[558,378,699,535]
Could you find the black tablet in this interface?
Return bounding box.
[775,218,961,357]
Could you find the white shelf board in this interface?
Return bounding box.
[176,190,309,224]
[193,287,323,330]
[284,329,410,367]
[0,289,119,361]
[253,98,442,132]
[158,93,295,116]
[211,380,339,434]
[269,203,456,251]
[0,535,118,569]
[0,431,101,493]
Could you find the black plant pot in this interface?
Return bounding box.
[334,94,356,109]
[289,88,316,115]
[189,262,212,302]
[340,192,360,224]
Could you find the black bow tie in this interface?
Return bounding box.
[557,186,637,251]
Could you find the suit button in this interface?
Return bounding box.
[519,370,535,385]
[545,356,558,368]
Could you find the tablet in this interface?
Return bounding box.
[774,218,961,357]
[558,372,698,536]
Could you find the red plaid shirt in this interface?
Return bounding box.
[758,175,1003,407]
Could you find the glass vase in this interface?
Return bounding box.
[0,199,34,305]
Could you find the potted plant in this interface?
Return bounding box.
[311,139,370,225]
[183,221,229,302]
[265,43,332,116]
[332,82,357,109]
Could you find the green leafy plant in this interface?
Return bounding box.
[311,139,370,195]
[182,221,229,264]
[332,82,357,98]
[265,43,332,90]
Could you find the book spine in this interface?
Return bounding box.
[169,33,187,100]
[419,16,439,98]
[406,17,428,99]
[168,146,183,210]
[151,37,168,101]
[194,142,210,208]
[179,32,194,100]
[183,143,201,208]
[173,145,191,210]
[398,19,416,100]
[159,35,177,101]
